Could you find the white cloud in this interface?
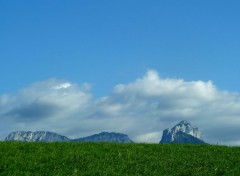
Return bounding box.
[115,70,217,102]
[53,82,72,90]
[1,70,240,145]
[134,132,162,143]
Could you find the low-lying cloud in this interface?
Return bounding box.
[1,70,240,145]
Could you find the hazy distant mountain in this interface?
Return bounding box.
[160,121,206,144]
[5,131,70,142]
[73,132,133,143]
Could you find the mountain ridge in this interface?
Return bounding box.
[5,131,133,143]
[5,131,70,142]
[73,132,133,143]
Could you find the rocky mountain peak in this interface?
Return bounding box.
[171,120,202,139]
[160,121,206,144]
[177,120,191,126]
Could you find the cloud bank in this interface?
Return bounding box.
[1,70,240,145]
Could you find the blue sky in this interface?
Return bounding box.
[1,0,240,95]
[1,1,240,144]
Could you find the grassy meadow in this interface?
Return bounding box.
[0,142,240,175]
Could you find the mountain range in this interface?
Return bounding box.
[5,131,133,143]
[5,120,207,144]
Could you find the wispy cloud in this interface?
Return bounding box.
[1,70,240,145]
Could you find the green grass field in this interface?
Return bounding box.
[0,142,240,175]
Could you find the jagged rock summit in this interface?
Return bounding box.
[5,131,133,143]
[160,120,206,144]
[5,131,70,142]
[73,132,133,143]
